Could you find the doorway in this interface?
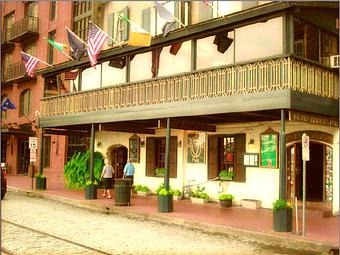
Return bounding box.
[287,142,324,202]
[18,139,29,175]
[107,145,128,179]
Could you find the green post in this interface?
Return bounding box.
[39,128,44,175]
[90,124,95,182]
[164,118,170,190]
[279,109,286,200]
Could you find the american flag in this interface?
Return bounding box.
[65,70,79,80]
[21,53,39,77]
[87,23,108,67]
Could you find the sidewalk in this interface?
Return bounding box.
[6,175,339,254]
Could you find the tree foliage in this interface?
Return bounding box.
[64,151,104,189]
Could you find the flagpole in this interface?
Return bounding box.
[65,26,89,47]
[42,37,74,61]
[88,20,123,48]
[21,51,53,67]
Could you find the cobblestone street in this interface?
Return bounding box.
[2,193,311,255]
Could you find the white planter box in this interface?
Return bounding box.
[191,197,209,204]
[137,191,151,197]
[173,195,183,201]
[241,199,261,209]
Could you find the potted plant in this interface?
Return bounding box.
[135,185,151,197]
[219,194,234,208]
[158,188,174,213]
[35,173,47,190]
[273,199,293,232]
[155,167,165,177]
[219,170,233,181]
[190,186,209,204]
[173,189,182,201]
[85,180,98,200]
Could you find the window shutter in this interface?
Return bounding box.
[208,135,218,180]
[169,136,177,178]
[141,7,151,33]
[146,137,155,176]
[234,133,246,182]
[119,6,129,41]
[198,2,212,21]
[107,12,114,45]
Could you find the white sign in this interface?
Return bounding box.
[29,137,38,150]
[30,149,37,162]
[302,133,310,161]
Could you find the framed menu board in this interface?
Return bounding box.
[260,128,278,168]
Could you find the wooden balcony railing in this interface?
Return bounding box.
[2,62,29,82]
[9,16,39,42]
[41,56,339,117]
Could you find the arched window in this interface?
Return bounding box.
[20,89,31,117]
[1,95,8,120]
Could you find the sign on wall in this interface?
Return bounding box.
[29,137,38,150]
[260,128,278,168]
[187,133,205,163]
[242,153,259,167]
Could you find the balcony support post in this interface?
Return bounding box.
[90,123,95,182]
[279,109,286,200]
[164,118,171,191]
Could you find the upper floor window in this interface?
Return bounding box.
[22,41,36,56]
[48,30,56,64]
[1,95,8,120]
[3,12,14,40]
[73,2,92,41]
[50,1,56,21]
[43,136,51,168]
[19,89,31,117]
[25,2,38,17]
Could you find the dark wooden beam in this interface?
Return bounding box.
[44,128,91,137]
[159,119,216,132]
[101,123,155,134]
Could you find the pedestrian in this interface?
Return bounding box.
[100,159,114,199]
[123,158,135,184]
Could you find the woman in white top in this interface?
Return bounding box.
[100,159,114,199]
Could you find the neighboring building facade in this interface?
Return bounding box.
[15,1,340,214]
[1,1,73,188]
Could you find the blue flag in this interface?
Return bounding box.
[1,97,16,111]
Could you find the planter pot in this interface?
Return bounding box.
[158,195,173,213]
[191,197,209,204]
[219,177,233,181]
[137,191,151,197]
[273,208,293,232]
[241,199,261,209]
[220,199,232,208]
[35,178,46,190]
[85,185,97,200]
[173,195,183,201]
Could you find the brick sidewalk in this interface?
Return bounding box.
[6,175,339,253]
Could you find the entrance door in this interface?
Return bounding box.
[18,140,29,175]
[287,142,324,202]
[107,145,128,179]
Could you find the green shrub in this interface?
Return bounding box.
[173,189,182,196]
[35,173,46,179]
[219,170,233,179]
[200,193,209,199]
[272,199,292,212]
[85,180,98,186]
[191,186,209,199]
[139,186,150,192]
[156,182,165,194]
[135,184,142,191]
[219,194,234,201]
[158,188,174,196]
[155,168,165,176]
[64,151,104,189]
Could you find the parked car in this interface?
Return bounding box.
[1,165,7,199]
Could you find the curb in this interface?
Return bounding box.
[7,188,338,254]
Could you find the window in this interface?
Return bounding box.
[25,2,38,17]
[141,8,151,32]
[208,134,246,182]
[1,95,8,120]
[50,1,56,21]
[44,75,58,97]
[43,136,51,168]
[19,89,31,117]
[129,134,140,163]
[66,136,88,162]
[48,30,56,64]
[22,41,36,56]
[198,1,212,22]
[116,6,129,42]
[4,12,14,41]
[146,137,177,178]
[73,2,92,41]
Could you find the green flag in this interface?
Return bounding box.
[47,39,69,52]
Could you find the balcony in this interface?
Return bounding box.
[40,56,339,127]
[1,29,15,53]
[2,62,36,83]
[8,16,39,43]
